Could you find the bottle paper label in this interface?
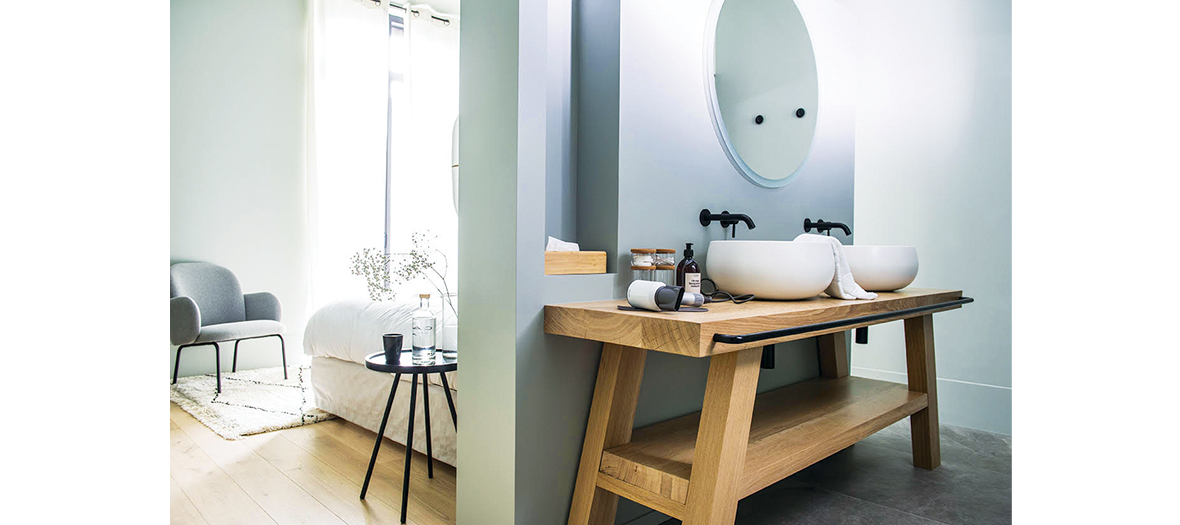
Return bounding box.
[686,273,702,295]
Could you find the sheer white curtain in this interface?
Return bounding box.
[306,0,460,328]
[306,0,389,307]
[386,8,460,299]
[386,7,460,347]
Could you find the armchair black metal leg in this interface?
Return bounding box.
[172,345,184,385]
[232,340,240,373]
[422,374,433,479]
[439,372,457,429]
[213,342,221,393]
[278,334,288,379]
[361,373,401,500]
[401,374,418,524]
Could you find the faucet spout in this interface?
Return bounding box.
[733,214,756,230]
[700,209,757,238]
[803,218,851,236]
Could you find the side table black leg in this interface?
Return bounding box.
[401,374,418,524]
[360,373,401,500]
[422,374,434,478]
[439,372,457,429]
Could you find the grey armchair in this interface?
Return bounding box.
[170,262,287,392]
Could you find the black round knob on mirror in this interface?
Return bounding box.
[796,108,806,118]
[754,115,764,125]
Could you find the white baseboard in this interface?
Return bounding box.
[851,366,1011,435]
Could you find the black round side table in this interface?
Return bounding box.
[359,351,457,524]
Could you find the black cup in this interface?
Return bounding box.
[382,333,403,362]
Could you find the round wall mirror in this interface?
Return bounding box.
[706,0,818,188]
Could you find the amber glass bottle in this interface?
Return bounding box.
[675,243,701,294]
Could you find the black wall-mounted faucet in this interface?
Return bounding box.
[803,218,851,236]
[700,209,756,238]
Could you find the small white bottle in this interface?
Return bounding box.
[411,293,436,364]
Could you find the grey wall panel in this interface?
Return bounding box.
[456,0,520,522]
[573,0,621,270]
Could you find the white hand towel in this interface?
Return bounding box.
[793,233,878,300]
[545,236,580,252]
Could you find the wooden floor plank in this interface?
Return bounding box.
[309,419,459,501]
[170,476,209,525]
[170,404,347,525]
[281,422,455,524]
[169,402,455,525]
[316,419,402,464]
[244,431,405,525]
[170,426,277,525]
[315,418,459,502]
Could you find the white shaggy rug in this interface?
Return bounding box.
[170,365,335,440]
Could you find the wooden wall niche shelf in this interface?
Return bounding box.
[546,289,969,525]
[544,251,607,275]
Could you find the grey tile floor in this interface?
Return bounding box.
[660,420,1011,525]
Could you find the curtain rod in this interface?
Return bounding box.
[384,1,457,25]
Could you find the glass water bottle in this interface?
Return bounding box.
[411,293,436,364]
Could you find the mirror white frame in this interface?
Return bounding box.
[703,0,818,189]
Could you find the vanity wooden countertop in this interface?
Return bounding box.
[544,288,964,357]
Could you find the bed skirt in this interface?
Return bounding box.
[310,356,457,467]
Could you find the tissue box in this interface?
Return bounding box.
[544,251,607,275]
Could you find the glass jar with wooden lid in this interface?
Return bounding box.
[654,248,677,285]
[630,248,657,281]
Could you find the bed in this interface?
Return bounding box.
[304,300,457,466]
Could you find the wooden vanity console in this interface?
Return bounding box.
[545,288,969,525]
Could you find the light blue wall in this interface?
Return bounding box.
[493,1,859,524]
[605,2,857,522]
[614,0,857,287]
[460,0,857,522]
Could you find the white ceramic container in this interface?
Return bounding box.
[843,245,919,292]
[706,241,835,300]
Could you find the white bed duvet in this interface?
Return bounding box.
[304,299,418,364]
[304,299,456,388]
[304,300,458,466]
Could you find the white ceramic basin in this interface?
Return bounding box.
[706,241,835,300]
[843,245,919,292]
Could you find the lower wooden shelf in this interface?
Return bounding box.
[598,376,927,507]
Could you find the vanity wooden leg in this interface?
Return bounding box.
[817,331,850,378]
[904,314,940,470]
[683,347,762,525]
[568,343,647,525]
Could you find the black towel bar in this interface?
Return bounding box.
[712,297,975,345]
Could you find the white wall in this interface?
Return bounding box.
[170,0,310,377]
[839,0,1012,434]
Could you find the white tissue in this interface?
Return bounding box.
[546,236,580,252]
